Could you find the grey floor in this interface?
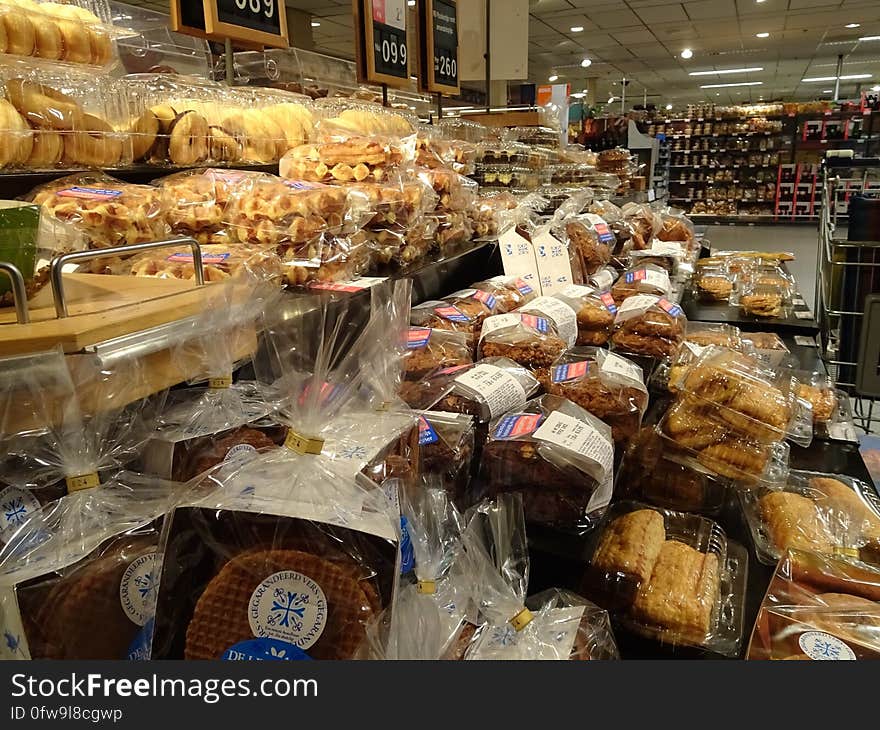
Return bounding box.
[702,223,821,310]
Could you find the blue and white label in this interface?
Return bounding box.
[223,443,259,465]
[223,638,312,661]
[418,416,439,446]
[492,413,543,440]
[399,515,415,574]
[798,631,856,660]
[119,553,159,627]
[0,487,40,543]
[248,571,327,649]
[127,618,154,661]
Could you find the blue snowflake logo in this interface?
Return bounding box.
[268,589,308,631]
[541,275,552,288]
[340,445,368,460]
[516,243,529,256]
[537,245,547,258]
[490,625,517,647]
[551,245,563,257]
[809,636,841,659]
[2,498,28,527]
[135,571,155,600]
[504,243,514,256]
[4,631,20,653]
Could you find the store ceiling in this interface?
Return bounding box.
[123,0,880,107]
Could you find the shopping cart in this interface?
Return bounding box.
[817,157,880,431]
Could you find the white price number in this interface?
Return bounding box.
[381,34,407,68]
[437,52,457,80]
[234,0,274,18]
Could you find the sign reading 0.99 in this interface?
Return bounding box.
[420,0,458,94]
[354,0,410,87]
[170,0,289,48]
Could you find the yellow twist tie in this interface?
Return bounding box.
[416,580,437,595]
[65,472,100,493]
[509,607,534,632]
[284,429,324,455]
[208,375,233,390]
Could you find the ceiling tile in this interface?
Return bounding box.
[586,8,643,28]
[635,4,689,24]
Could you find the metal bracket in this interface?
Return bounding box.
[50,237,205,318]
[0,261,30,324]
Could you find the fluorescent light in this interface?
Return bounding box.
[700,81,763,88]
[689,67,763,76]
[823,89,833,93]
[571,26,584,33]
[581,58,592,67]
[407,0,416,5]
[859,36,880,41]
[846,23,860,28]
[549,74,559,82]
[665,103,673,110]
[311,20,320,27]
[680,48,693,59]
[802,74,872,81]
[608,96,615,103]
[872,85,880,91]
[756,0,765,3]
[756,32,769,38]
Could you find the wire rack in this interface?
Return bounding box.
[817,158,880,432]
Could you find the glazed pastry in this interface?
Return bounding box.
[632,541,719,640]
[758,491,833,553]
[592,509,666,584]
[808,477,880,542]
[796,384,837,424]
[697,439,769,479]
[664,399,726,451]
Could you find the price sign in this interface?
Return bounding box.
[170,0,288,48]
[354,0,411,87]
[419,0,459,95]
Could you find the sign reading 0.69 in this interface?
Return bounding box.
[419,0,459,95]
[354,0,410,87]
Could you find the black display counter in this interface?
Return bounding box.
[680,292,819,336]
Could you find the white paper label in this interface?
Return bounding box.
[795,310,814,320]
[642,268,671,294]
[614,294,659,323]
[648,189,656,202]
[532,230,574,296]
[794,335,819,347]
[119,553,159,627]
[522,296,578,346]
[590,268,616,291]
[798,631,856,661]
[600,351,646,392]
[651,240,684,257]
[793,298,806,306]
[454,364,527,418]
[560,284,595,300]
[479,313,522,341]
[499,228,540,294]
[0,486,41,543]
[248,571,328,649]
[533,411,613,483]
[469,606,587,660]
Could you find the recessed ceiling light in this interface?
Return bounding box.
[608,96,615,103]
[859,36,880,41]
[549,74,559,82]
[756,32,770,38]
[571,26,584,33]
[802,74,872,81]
[846,23,860,28]
[823,89,833,93]
[581,58,592,67]
[311,20,320,27]
[665,103,673,110]
[756,0,765,3]
[715,93,720,96]
[700,81,763,88]
[689,67,763,76]
[680,48,693,59]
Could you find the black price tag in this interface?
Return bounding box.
[373,21,408,78]
[216,0,282,35]
[432,0,457,86]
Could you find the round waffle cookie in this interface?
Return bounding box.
[21,535,158,659]
[185,549,377,659]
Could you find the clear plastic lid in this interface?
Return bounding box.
[583,500,746,656]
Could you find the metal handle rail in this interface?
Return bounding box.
[0,262,30,324]
[50,238,205,319]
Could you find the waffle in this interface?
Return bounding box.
[21,535,157,659]
[185,549,376,659]
[632,540,719,640]
[593,509,666,584]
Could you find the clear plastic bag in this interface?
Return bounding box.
[349,178,436,230]
[480,394,615,532]
[582,500,747,656]
[25,171,167,255]
[545,347,648,444]
[277,230,369,287]
[280,135,409,184]
[128,241,284,284]
[411,299,482,352]
[478,312,567,372]
[416,166,478,214]
[611,294,686,360]
[0,476,177,659]
[416,410,475,507]
[611,263,672,305]
[748,549,880,660]
[553,284,616,346]
[469,192,519,242]
[471,275,537,313]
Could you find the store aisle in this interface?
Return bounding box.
[703,224,820,310]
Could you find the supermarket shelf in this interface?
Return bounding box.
[663,132,780,139]
[669,197,776,204]
[687,214,820,225]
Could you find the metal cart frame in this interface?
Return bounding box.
[817,157,880,432]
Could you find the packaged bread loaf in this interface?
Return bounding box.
[611,264,671,305]
[411,300,483,351]
[416,411,474,507]
[278,230,369,287]
[611,294,686,360]
[552,284,616,346]
[480,394,615,532]
[471,275,537,313]
[544,347,648,443]
[478,312,567,372]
